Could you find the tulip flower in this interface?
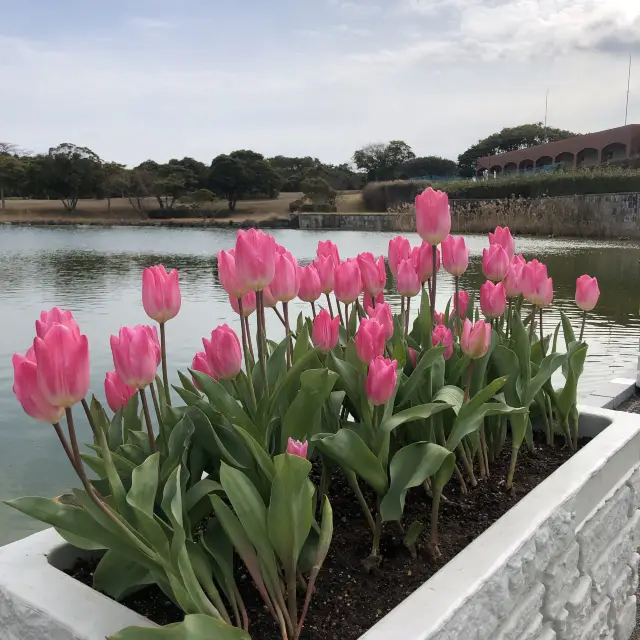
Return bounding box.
[35,307,80,339]
[488,226,515,260]
[453,290,469,320]
[203,324,242,381]
[460,319,491,360]
[229,291,257,317]
[312,309,340,352]
[355,318,386,364]
[12,348,65,423]
[142,265,182,324]
[432,325,454,360]
[235,228,276,292]
[217,249,247,299]
[366,302,394,340]
[33,324,90,408]
[358,252,386,296]
[317,240,340,265]
[408,347,417,369]
[412,242,440,283]
[298,265,322,303]
[434,310,445,326]
[269,251,299,303]
[366,356,397,406]
[396,259,421,298]
[104,371,137,413]
[388,236,411,277]
[286,437,309,459]
[262,286,277,308]
[111,325,160,389]
[363,291,385,309]
[480,281,507,319]
[482,245,510,282]
[191,351,216,389]
[415,187,451,245]
[334,259,362,304]
[520,259,551,307]
[575,275,600,312]
[441,235,470,277]
[503,257,525,298]
[313,254,335,294]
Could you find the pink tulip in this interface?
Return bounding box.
[388,236,411,277]
[12,348,64,423]
[460,319,491,359]
[35,307,80,339]
[142,325,162,366]
[396,259,421,298]
[355,318,386,364]
[33,324,90,408]
[453,290,469,319]
[366,357,397,406]
[218,250,246,299]
[415,187,451,245]
[313,255,336,294]
[575,275,600,312]
[520,259,553,307]
[286,438,309,459]
[298,265,322,303]
[276,244,288,255]
[104,371,137,413]
[202,324,242,380]
[270,251,299,303]
[432,325,453,360]
[312,309,340,352]
[262,286,277,308]
[411,242,440,283]
[441,235,470,277]
[482,245,510,282]
[142,265,181,324]
[366,302,394,340]
[111,325,160,389]
[488,226,515,260]
[480,281,507,319]
[229,291,257,317]
[363,292,385,309]
[408,347,417,369]
[434,310,445,326]
[235,228,276,292]
[191,351,217,389]
[503,257,525,298]
[334,259,362,304]
[357,253,386,296]
[317,240,340,265]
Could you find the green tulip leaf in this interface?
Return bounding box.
[396,346,446,407]
[108,614,251,639]
[93,550,153,601]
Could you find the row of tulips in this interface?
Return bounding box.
[8,188,597,640]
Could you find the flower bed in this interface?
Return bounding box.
[2,187,613,640]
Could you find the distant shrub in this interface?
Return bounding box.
[301,178,336,205]
[298,203,338,213]
[289,198,304,213]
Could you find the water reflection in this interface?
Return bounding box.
[0,225,638,544]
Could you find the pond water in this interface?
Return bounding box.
[0,225,638,544]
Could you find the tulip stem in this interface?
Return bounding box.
[80,398,100,443]
[159,322,171,406]
[430,245,438,320]
[52,421,82,477]
[428,487,443,559]
[400,296,405,331]
[311,301,317,319]
[539,308,545,354]
[579,310,587,342]
[506,299,513,341]
[346,472,376,534]
[139,388,157,453]
[149,383,167,456]
[529,305,536,341]
[455,275,461,336]
[244,316,255,362]
[273,306,286,327]
[344,303,350,341]
[404,297,411,337]
[457,444,477,487]
[283,302,292,370]
[325,293,335,318]
[256,291,270,397]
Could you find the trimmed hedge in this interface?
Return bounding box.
[362,169,640,212]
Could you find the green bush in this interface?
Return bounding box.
[298,203,338,213]
[363,168,640,211]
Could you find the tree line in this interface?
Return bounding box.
[0,123,577,213]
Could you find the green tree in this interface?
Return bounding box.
[101,162,127,213]
[0,143,25,209]
[398,155,457,179]
[301,177,336,205]
[353,140,415,182]
[457,123,577,177]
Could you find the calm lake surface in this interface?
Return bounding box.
[0,225,638,544]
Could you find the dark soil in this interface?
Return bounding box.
[66,432,588,639]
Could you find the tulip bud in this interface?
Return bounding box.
[104,371,137,413]
[298,265,322,303]
[34,324,90,408]
[111,325,160,389]
[411,242,440,283]
[235,228,276,292]
[317,240,340,265]
[312,309,340,352]
[441,235,470,277]
[366,302,393,340]
[191,351,216,389]
[453,290,469,319]
[12,348,65,423]
[460,319,491,359]
[575,275,600,312]
[229,291,257,317]
[488,226,515,260]
[334,259,362,304]
[218,250,246,299]
[432,325,454,360]
[408,347,417,369]
[415,187,451,245]
[480,281,507,319]
[396,259,421,298]
[270,251,299,303]
[503,256,525,298]
[357,252,386,296]
[286,437,309,459]
[203,324,242,380]
[355,318,386,364]
[434,310,445,326]
[142,265,182,323]
[388,236,411,277]
[482,245,510,282]
[366,357,397,406]
[313,255,336,294]
[35,307,80,339]
[520,259,553,307]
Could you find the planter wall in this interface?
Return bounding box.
[1,405,639,640]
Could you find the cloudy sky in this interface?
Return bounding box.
[2,0,640,166]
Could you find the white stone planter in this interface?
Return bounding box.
[1,405,640,640]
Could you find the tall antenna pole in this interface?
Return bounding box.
[625,54,632,125]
